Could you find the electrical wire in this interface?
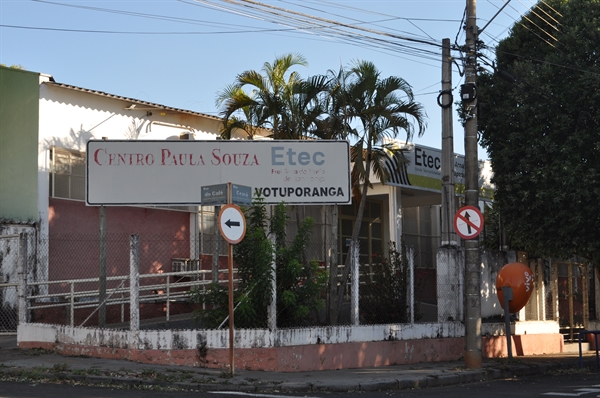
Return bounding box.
[6,0,532,75]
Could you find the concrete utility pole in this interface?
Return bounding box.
[463,0,482,368]
[441,38,457,247]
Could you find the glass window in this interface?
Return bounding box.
[50,147,85,201]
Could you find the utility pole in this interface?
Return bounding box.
[441,38,457,247]
[463,0,482,368]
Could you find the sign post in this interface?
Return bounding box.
[214,182,247,376]
[502,286,514,359]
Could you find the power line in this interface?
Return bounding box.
[194,0,445,49]
[0,23,319,35]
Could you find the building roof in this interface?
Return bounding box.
[44,81,223,122]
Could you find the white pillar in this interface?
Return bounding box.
[408,247,415,324]
[436,246,464,322]
[350,242,360,325]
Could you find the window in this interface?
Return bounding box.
[338,200,383,265]
[402,205,440,269]
[50,147,85,200]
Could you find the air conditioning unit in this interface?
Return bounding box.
[172,258,199,274]
[172,258,189,273]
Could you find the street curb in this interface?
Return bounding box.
[0,358,597,392]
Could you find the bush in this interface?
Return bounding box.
[359,241,419,324]
[191,200,327,329]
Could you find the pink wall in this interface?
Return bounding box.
[21,334,564,372]
[48,198,191,287]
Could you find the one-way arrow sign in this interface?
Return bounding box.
[218,204,246,244]
[225,219,240,228]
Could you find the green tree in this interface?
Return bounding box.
[191,199,274,328]
[191,200,327,328]
[270,203,328,327]
[477,0,600,266]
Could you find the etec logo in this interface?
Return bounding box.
[415,148,441,170]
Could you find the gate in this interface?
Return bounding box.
[555,261,590,342]
[0,234,21,335]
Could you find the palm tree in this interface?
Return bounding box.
[215,84,264,139]
[333,60,427,324]
[278,74,330,140]
[216,53,308,139]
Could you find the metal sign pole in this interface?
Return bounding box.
[502,286,514,359]
[227,182,235,376]
[228,240,234,375]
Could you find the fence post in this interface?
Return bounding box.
[130,234,140,332]
[267,233,277,331]
[350,242,360,326]
[408,247,415,324]
[166,277,171,323]
[18,233,28,324]
[69,282,75,327]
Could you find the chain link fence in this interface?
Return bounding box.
[15,228,599,333]
[0,235,20,334]
[33,233,217,329]
[23,230,440,330]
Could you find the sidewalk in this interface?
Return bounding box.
[0,335,598,393]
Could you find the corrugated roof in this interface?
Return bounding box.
[44,81,223,122]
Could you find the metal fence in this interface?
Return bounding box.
[17,230,596,332]
[0,234,20,334]
[17,232,436,330]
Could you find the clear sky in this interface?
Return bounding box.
[1,0,531,158]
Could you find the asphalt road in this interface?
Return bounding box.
[1,370,599,398]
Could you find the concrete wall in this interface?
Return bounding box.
[0,225,37,308]
[17,321,564,371]
[19,322,466,371]
[0,67,39,222]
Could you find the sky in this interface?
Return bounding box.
[0,0,533,159]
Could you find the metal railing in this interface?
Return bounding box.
[27,269,236,327]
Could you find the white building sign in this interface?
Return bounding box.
[86,140,351,205]
[383,144,494,200]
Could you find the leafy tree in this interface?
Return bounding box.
[0,64,24,69]
[270,203,328,327]
[477,0,600,266]
[191,199,273,328]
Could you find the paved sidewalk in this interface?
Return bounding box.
[0,335,598,392]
